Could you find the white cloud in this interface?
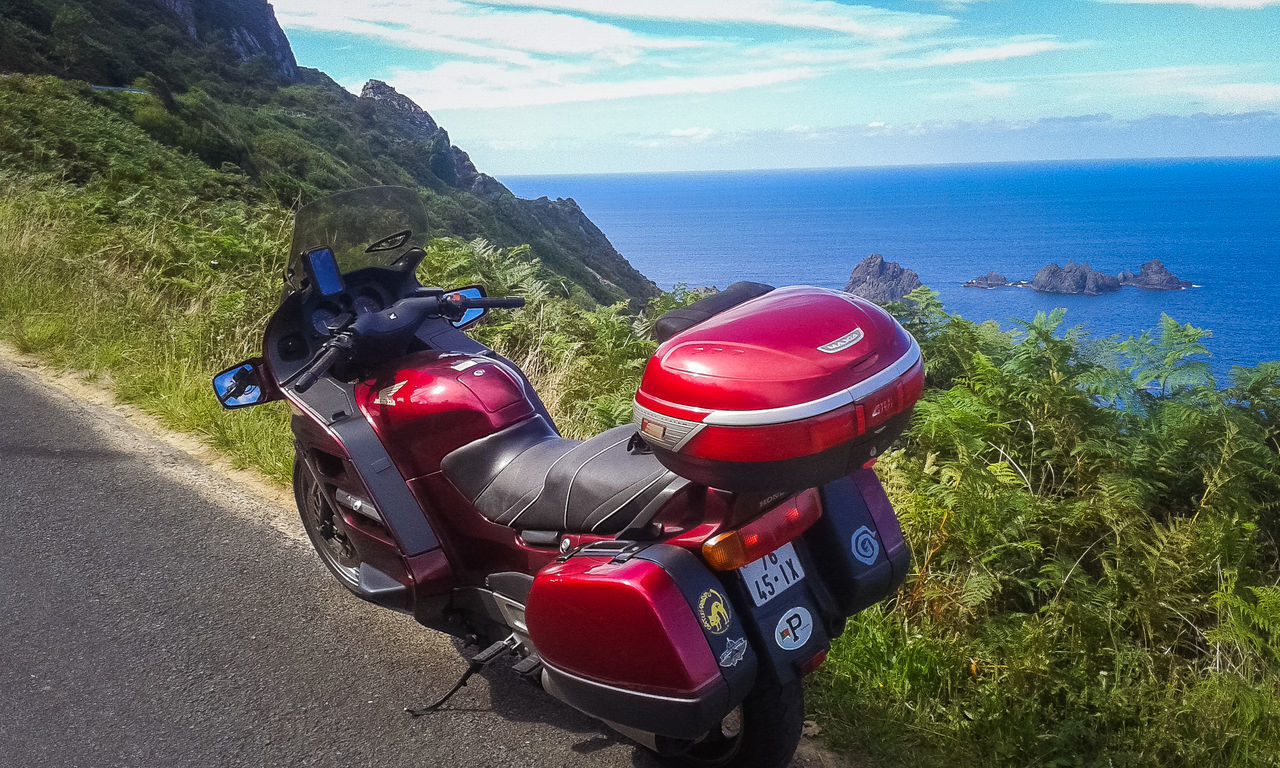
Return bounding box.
[1099,0,1280,8]
[473,0,956,39]
[388,66,818,109]
[273,0,1088,112]
[669,127,717,142]
[737,33,1084,73]
[488,138,538,151]
[903,38,1086,68]
[1183,82,1280,104]
[1050,65,1280,108]
[928,0,995,8]
[930,80,1017,100]
[274,0,703,64]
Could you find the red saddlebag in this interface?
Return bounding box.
[633,286,924,493]
[526,542,757,740]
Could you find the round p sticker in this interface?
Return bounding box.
[775,607,813,651]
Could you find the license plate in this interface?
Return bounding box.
[739,542,806,607]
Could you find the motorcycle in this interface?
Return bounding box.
[213,186,924,768]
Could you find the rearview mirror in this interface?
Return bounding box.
[445,285,486,328]
[213,359,269,409]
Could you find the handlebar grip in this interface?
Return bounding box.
[293,344,345,393]
[469,297,526,309]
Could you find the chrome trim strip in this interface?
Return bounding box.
[334,488,382,522]
[632,402,705,451]
[541,660,703,705]
[701,337,921,427]
[671,422,706,451]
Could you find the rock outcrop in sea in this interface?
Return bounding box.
[1118,259,1194,290]
[962,258,1194,295]
[1031,261,1121,295]
[963,271,1009,289]
[844,254,922,303]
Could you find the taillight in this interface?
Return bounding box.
[798,648,828,676]
[702,489,823,571]
[681,403,865,462]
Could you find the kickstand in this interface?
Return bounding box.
[404,635,518,717]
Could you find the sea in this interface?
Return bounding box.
[505,158,1280,381]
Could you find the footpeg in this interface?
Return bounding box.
[470,638,516,665]
[512,653,541,677]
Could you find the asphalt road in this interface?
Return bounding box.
[0,361,845,768]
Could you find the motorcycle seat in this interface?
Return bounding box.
[652,280,774,343]
[441,417,686,536]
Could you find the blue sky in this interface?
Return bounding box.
[272,0,1280,174]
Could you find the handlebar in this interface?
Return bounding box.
[473,297,526,309]
[293,341,347,393]
[442,294,526,313]
[290,292,523,393]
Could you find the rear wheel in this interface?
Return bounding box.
[293,452,362,591]
[654,679,804,768]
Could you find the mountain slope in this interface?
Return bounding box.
[0,0,658,304]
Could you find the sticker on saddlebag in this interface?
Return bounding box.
[719,637,748,668]
[698,588,731,635]
[775,607,813,651]
[851,525,880,566]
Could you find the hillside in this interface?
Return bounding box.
[0,0,658,304]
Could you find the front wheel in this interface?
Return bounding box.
[293,452,362,592]
[654,679,805,768]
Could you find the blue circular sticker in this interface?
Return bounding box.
[775,607,813,651]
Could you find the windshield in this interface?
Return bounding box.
[285,186,429,295]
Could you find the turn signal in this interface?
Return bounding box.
[702,488,823,571]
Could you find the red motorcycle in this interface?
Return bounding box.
[214,186,924,768]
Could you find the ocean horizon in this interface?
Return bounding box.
[505,157,1280,380]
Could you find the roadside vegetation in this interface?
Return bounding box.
[810,290,1280,767]
[3,74,1279,767]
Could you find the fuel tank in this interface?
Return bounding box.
[633,286,924,493]
[356,352,536,479]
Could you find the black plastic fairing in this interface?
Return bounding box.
[264,278,441,557]
[632,545,758,706]
[807,469,910,615]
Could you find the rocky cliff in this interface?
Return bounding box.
[356,81,658,302]
[0,0,659,304]
[159,0,298,80]
[844,255,922,303]
[1031,262,1121,295]
[1118,259,1194,290]
[360,80,437,134]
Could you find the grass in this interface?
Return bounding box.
[0,180,295,481]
